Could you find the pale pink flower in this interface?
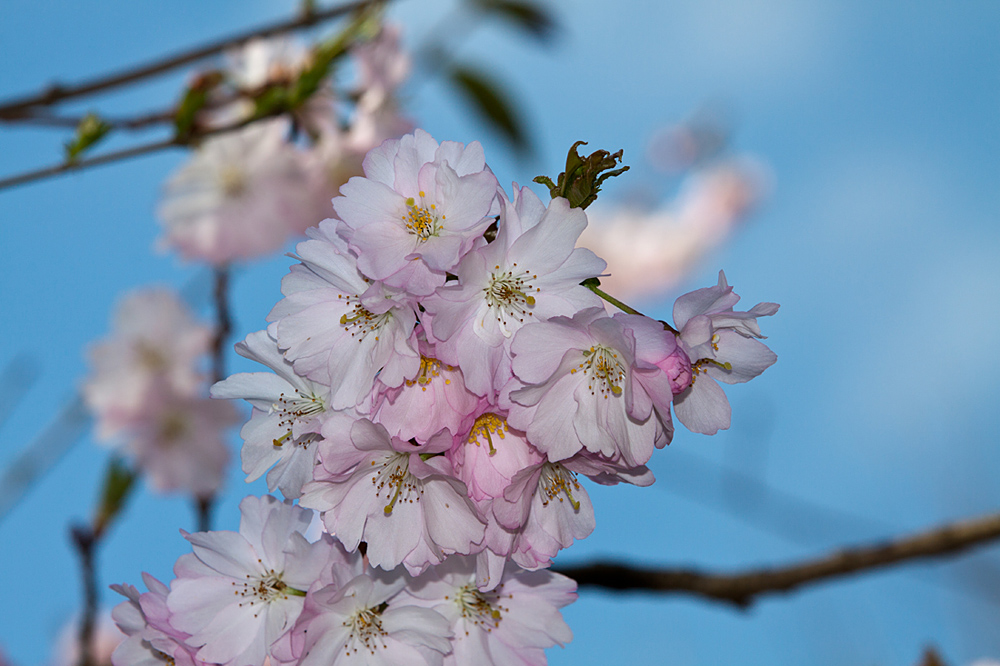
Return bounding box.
[110,574,206,666]
[371,336,480,445]
[158,118,315,264]
[333,129,500,291]
[301,419,485,576]
[424,186,605,397]
[168,496,333,666]
[400,556,575,665]
[671,271,779,435]
[491,460,595,571]
[83,288,210,441]
[503,307,672,467]
[124,385,235,498]
[290,575,451,666]
[267,225,420,409]
[448,410,543,502]
[211,329,328,499]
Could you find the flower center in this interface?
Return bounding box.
[484,263,539,335]
[404,356,454,391]
[218,164,247,197]
[158,411,190,444]
[453,583,505,630]
[339,296,392,343]
[373,453,421,515]
[401,191,444,241]
[539,462,582,511]
[342,605,388,656]
[467,413,506,455]
[232,569,300,617]
[270,389,325,448]
[572,345,625,398]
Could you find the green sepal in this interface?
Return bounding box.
[64,113,112,163]
[533,141,629,209]
[174,71,223,141]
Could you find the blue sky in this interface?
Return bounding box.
[1,1,999,664]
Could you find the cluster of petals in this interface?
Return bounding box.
[83,288,234,497]
[159,26,413,265]
[112,495,577,666]
[205,128,778,661]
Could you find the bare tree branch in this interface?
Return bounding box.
[0,0,376,118]
[555,511,1000,608]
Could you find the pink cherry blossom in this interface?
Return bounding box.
[300,419,485,576]
[83,287,211,441]
[671,270,779,434]
[333,129,500,290]
[158,118,315,264]
[400,556,575,665]
[290,575,451,666]
[371,336,480,445]
[167,496,333,666]
[211,329,329,499]
[111,574,207,666]
[504,307,671,467]
[267,224,420,409]
[123,385,235,498]
[423,186,605,397]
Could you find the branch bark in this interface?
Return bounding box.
[555,511,1000,608]
[0,0,376,118]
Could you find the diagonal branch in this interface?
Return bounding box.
[0,0,376,118]
[555,510,1000,608]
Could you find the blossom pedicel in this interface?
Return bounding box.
[113,129,778,665]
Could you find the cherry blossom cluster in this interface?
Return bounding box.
[159,28,412,265]
[112,495,574,666]
[82,288,235,498]
[111,128,777,665]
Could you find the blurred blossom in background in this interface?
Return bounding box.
[1,1,999,665]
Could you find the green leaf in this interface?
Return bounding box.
[533,141,629,209]
[174,71,222,141]
[448,65,530,155]
[470,0,557,41]
[94,458,136,535]
[64,113,111,162]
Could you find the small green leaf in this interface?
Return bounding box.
[470,0,557,41]
[533,141,629,209]
[64,113,111,162]
[94,458,137,536]
[448,65,530,154]
[174,71,223,141]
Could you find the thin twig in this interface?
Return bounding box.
[70,525,98,666]
[2,108,176,131]
[556,510,1000,608]
[0,0,376,118]
[196,266,233,533]
[0,112,262,192]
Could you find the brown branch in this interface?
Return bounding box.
[0,0,376,118]
[70,525,98,666]
[0,111,265,192]
[555,510,1000,609]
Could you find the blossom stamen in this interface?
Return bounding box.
[467,413,507,455]
[484,264,540,334]
[401,192,443,241]
[577,346,625,398]
[540,463,582,511]
[342,603,389,655]
[372,453,421,515]
[454,583,506,632]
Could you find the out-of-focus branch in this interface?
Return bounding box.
[196,266,232,533]
[556,511,1000,608]
[0,110,266,192]
[0,0,376,119]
